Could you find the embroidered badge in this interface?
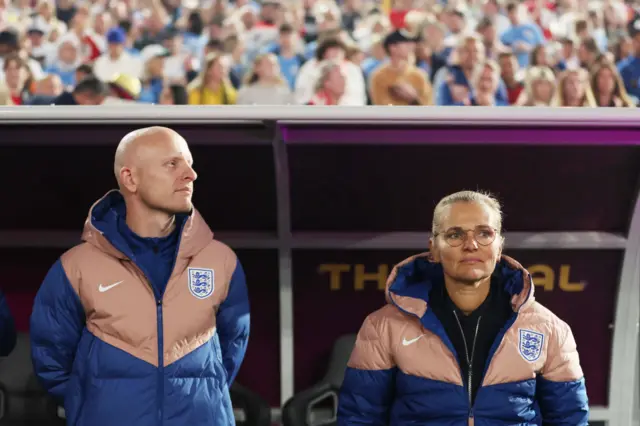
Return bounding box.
[188,268,215,300]
[519,329,544,362]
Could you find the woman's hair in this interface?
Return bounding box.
[519,65,556,105]
[188,52,232,104]
[314,59,341,92]
[2,53,24,72]
[553,69,596,107]
[470,59,500,91]
[432,191,503,235]
[589,61,636,107]
[242,53,286,86]
[529,45,546,66]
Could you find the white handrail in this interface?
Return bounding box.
[1,105,640,127]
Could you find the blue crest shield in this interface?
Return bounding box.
[519,329,544,362]
[188,268,215,300]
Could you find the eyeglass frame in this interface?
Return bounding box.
[432,225,501,247]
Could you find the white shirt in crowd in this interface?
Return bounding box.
[93,51,143,82]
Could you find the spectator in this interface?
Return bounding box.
[498,52,524,104]
[577,37,600,70]
[501,2,545,68]
[517,65,556,106]
[269,23,307,90]
[554,68,596,106]
[44,34,82,88]
[360,34,386,81]
[295,36,366,105]
[52,76,108,105]
[138,44,169,103]
[418,19,448,81]
[590,61,636,107]
[188,53,237,105]
[617,15,640,103]
[307,59,345,105]
[75,63,93,84]
[530,44,550,68]
[370,29,432,106]
[477,16,506,61]
[94,27,143,82]
[555,37,579,71]
[237,53,292,104]
[1,53,29,105]
[458,59,507,106]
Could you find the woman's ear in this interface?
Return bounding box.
[429,238,440,262]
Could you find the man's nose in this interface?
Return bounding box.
[184,166,197,182]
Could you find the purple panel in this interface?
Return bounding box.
[0,124,272,146]
[1,144,277,231]
[292,249,620,406]
[282,125,640,145]
[0,248,281,407]
[288,144,640,233]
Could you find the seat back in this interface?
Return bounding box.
[230,382,271,426]
[281,334,357,426]
[0,333,62,423]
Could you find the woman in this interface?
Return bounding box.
[237,53,292,105]
[138,45,167,104]
[457,59,507,106]
[187,53,237,105]
[529,44,549,68]
[2,54,30,105]
[517,65,556,106]
[553,68,596,107]
[590,61,636,107]
[307,60,346,105]
[338,190,589,425]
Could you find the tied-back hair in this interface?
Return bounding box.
[242,53,287,86]
[432,190,504,235]
[190,52,233,105]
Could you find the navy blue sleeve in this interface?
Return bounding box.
[216,258,250,386]
[30,260,85,403]
[537,376,589,425]
[0,289,16,356]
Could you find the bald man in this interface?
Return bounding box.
[30,127,250,426]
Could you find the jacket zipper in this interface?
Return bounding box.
[453,311,481,419]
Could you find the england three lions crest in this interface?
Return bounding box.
[518,329,544,362]
[188,268,215,300]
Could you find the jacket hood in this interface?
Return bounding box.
[385,252,534,318]
[81,190,214,260]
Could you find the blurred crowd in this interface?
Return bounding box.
[0,0,640,107]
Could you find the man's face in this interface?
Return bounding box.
[390,41,411,59]
[430,202,502,285]
[108,42,124,57]
[131,134,198,215]
[75,91,104,105]
[499,55,516,79]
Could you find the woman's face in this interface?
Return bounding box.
[4,60,25,88]
[256,56,276,80]
[532,79,553,103]
[596,67,616,95]
[564,72,584,100]
[324,66,346,97]
[205,59,225,82]
[535,47,547,65]
[147,56,165,77]
[430,202,503,285]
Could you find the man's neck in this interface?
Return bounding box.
[279,45,294,58]
[445,275,491,315]
[125,205,176,238]
[390,57,407,70]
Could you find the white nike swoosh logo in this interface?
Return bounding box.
[402,335,425,346]
[98,281,124,293]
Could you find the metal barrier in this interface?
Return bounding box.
[0,106,637,426]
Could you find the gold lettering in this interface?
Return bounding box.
[354,264,389,291]
[558,265,585,292]
[318,264,351,291]
[528,264,555,291]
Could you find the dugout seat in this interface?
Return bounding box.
[230,382,272,426]
[0,333,63,426]
[281,334,357,426]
